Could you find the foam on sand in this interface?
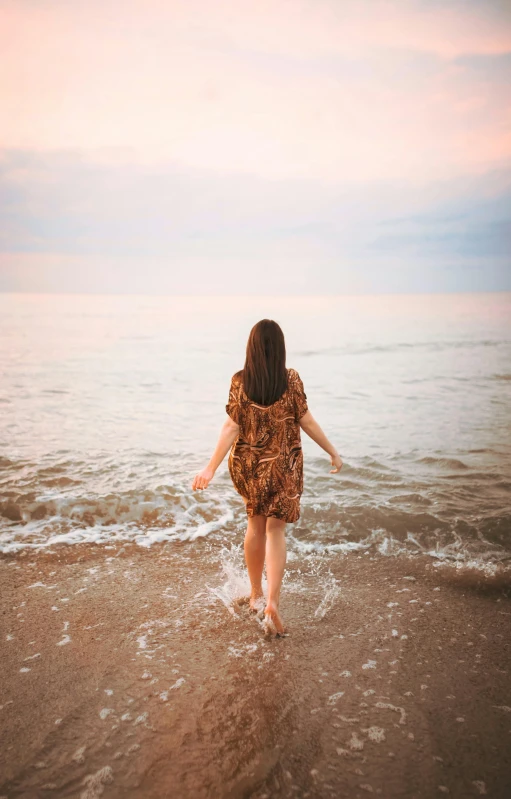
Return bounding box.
[374,702,407,725]
[80,765,113,799]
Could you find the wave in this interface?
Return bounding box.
[0,485,194,525]
[418,456,469,470]
[1,448,509,565]
[296,339,507,358]
[1,485,509,563]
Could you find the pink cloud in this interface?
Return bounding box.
[0,0,510,182]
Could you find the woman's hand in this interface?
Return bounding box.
[330,452,343,474]
[192,465,215,491]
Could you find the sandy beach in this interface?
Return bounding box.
[1,543,510,798]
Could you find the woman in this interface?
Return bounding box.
[192,319,342,635]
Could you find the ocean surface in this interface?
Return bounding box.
[1,292,510,565]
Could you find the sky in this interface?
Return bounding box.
[0,0,510,294]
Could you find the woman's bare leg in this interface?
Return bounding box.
[264,517,287,634]
[243,509,267,611]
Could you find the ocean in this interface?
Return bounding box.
[1,292,510,563]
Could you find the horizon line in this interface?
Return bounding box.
[1,289,510,298]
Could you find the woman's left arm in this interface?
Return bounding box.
[192,416,240,490]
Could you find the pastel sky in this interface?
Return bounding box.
[1,0,510,294]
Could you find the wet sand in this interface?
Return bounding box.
[1,543,510,798]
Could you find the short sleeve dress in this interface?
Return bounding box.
[225,367,308,523]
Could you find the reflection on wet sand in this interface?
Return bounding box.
[1,540,510,798]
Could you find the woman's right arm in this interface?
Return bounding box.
[299,410,343,473]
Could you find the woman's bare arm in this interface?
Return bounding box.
[207,416,240,473]
[299,410,342,472]
[192,416,240,490]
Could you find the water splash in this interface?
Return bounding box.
[207,543,255,613]
[314,573,342,619]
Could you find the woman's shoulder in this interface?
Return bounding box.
[231,368,298,387]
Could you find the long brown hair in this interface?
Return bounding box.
[241,319,288,406]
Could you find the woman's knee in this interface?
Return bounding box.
[266,516,286,535]
[247,514,267,535]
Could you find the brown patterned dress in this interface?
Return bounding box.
[225,367,309,523]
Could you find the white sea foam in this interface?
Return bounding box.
[72,746,86,764]
[3,500,505,579]
[80,765,113,799]
[348,732,364,751]
[375,701,407,725]
[363,726,386,743]
[2,497,510,571]
[0,493,235,554]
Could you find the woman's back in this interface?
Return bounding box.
[227,367,308,416]
[226,367,309,523]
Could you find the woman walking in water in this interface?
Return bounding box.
[192,319,342,635]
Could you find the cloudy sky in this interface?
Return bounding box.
[1,0,510,294]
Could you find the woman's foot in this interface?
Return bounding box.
[249,591,265,614]
[263,602,286,636]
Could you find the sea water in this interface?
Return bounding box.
[1,292,510,563]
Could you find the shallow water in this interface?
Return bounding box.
[1,292,510,563]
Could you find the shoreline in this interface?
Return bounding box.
[1,543,510,798]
